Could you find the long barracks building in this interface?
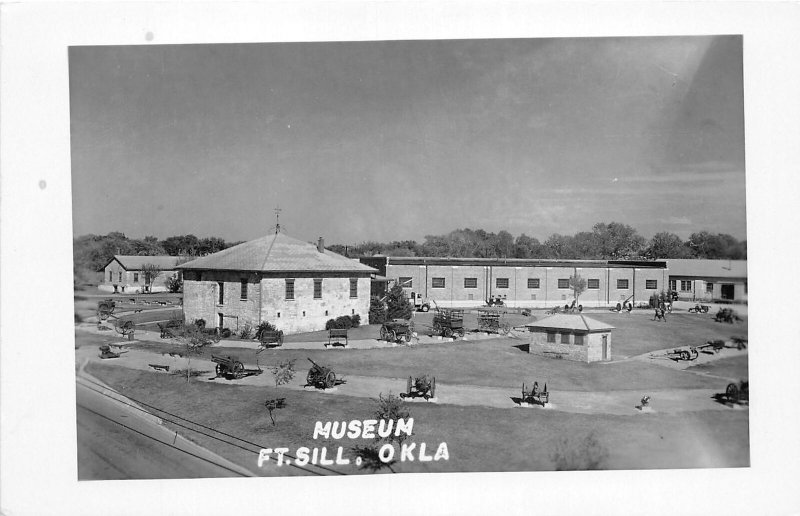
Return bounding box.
[359,256,668,309]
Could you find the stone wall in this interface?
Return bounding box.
[182,271,371,334]
[528,330,611,363]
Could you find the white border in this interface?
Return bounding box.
[2,2,799,515]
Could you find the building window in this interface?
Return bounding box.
[669,279,677,291]
[399,277,412,288]
[617,279,629,289]
[432,277,446,289]
[680,280,692,292]
[314,279,322,299]
[706,282,714,294]
[350,278,358,298]
[558,279,569,289]
[464,278,478,289]
[496,278,509,289]
[528,278,540,289]
[133,273,139,283]
[587,279,600,290]
[119,272,123,282]
[285,279,295,300]
[240,279,248,300]
[574,334,584,345]
[217,282,224,304]
[645,280,657,289]
[546,332,556,343]
[561,333,571,344]
[108,271,113,282]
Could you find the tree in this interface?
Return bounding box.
[166,274,183,293]
[369,295,388,325]
[591,222,645,259]
[178,324,212,383]
[385,282,412,320]
[645,232,693,259]
[351,393,413,473]
[140,263,162,293]
[569,275,587,305]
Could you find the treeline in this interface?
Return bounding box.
[73,232,244,274]
[327,223,747,261]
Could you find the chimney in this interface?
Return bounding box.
[317,237,325,253]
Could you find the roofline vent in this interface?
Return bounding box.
[317,237,325,253]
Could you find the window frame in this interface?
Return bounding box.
[240,279,248,300]
[680,280,692,292]
[285,279,295,300]
[527,278,540,289]
[587,278,600,290]
[645,279,657,290]
[217,281,224,305]
[574,333,585,345]
[431,277,446,289]
[617,279,629,290]
[557,278,569,289]
[560,333,571,344]
[464,277,478,289]
[496,277,509,289]
[398,277,413,288]
[313,279,322,299]
[350,278,358,298]
[546,332,556,343]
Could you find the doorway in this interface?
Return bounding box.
[721,284,735,300]
[602,334,609,361]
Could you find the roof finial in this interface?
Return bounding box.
[274,206,282,234]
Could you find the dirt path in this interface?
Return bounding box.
[76,344,743,416]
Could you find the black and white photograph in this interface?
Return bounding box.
[2,2,800,515]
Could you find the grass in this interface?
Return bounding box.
[686,355,749,381]
[86,363,750,475]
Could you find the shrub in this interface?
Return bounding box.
[166,275,183,293]
[326,315,361,330]
[325,319,336,330]
[239,322,254,339]
[386,283,412,320]
[350,314,361,328]
[193,318,206,330]
[220,328,232,339]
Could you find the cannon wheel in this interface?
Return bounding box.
[306,371,315,386]
[430,377,436,399]
[402,331,411,343]
[433,322,442,335]
[522,382,527,402]
[615,303,622,312]
[324,371,336,389]
[564,304,570,311]
[421,304,430,312]
[578,304,583,312]
[233,362,244,378]
[380,326,388,341]
[702,306,709,313]
[679,350,689,361]
[726,383,739,402]
[388,330,397,342]
[690,348,699,360]
[443,327,453,338]
[407,376,412,397]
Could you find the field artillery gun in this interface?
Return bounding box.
[715,308,742,324]
[97,299,116,320]
[98,344,121,359]
[719,380,749,404]
[157,319,183,339]
[649,347,699,362]
[563,299,583,313]
[400,374,436,400]
[688,304,710,314]
[306,357,345,389]
[521,381,549,406]
[432,308,465,338]
[380,319,414,343]
[611,295,634,313]
[211,354,245,379]
[476,309,511,335]
[485,295,505,307]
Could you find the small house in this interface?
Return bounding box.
[100,255,182,293]
[525,314,614,362]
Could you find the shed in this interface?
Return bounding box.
[525,314,614,362]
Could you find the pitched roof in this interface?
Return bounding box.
[109,255,182,271]
[666,259,747,279]
[525,314,615,332]
[176,232,377,274]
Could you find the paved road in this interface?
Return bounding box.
[76,374,253,480]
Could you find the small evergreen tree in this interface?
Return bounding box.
[386,283,412,320]
[369,296,387,324]
[271,359,296,389]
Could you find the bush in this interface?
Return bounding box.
[239,322,254,339]
[166,275,183,293]
[326,315,361,330]
[193,318,206,330]
[220,328,232,339]
[386,283,412,320]
[255,321,278,341]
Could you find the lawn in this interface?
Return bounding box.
[85,363,749,475]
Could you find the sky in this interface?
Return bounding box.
[69,36,746,245]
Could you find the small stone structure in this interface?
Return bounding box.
[525,313,614,363]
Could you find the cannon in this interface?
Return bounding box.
[649,347,699,362]
[611,295,634,313]
[380,319,414,343]
[715,308,741,323]
[306,357,342,389]
[97,299,116,320]
[722,380,749,403]
[521,381,549,406]
[477,309,511,335]
[211,354,245,379]
[98,345,120,359]
[563,299,583,313]
[400,374,436,400]
[688,304,710,314]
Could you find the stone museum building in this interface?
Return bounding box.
[525,313,615,362]
[178,232,376,334]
